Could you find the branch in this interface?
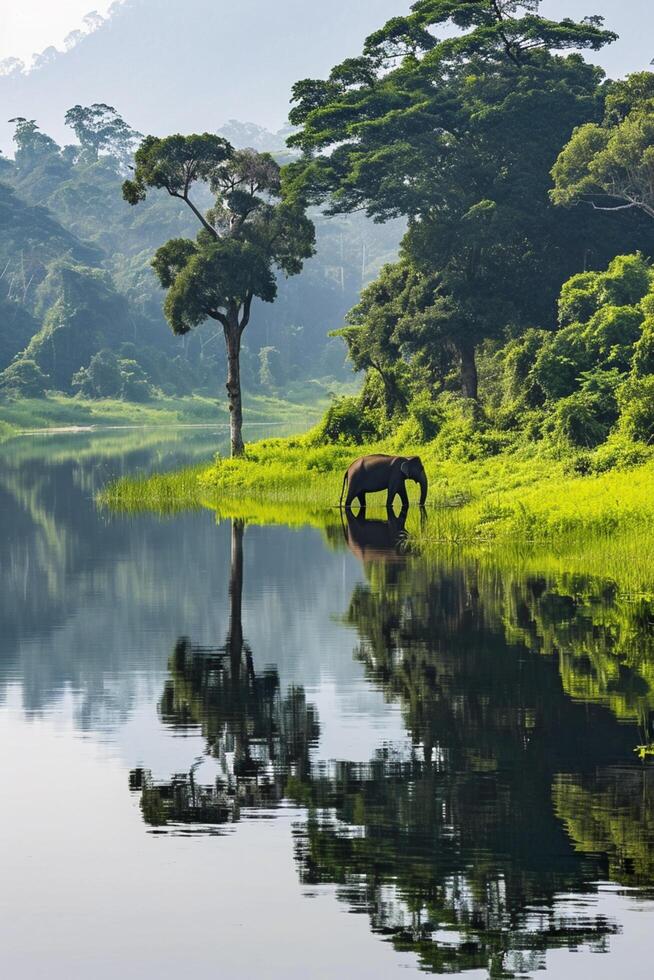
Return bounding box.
[208,309,229,329]
[239,293,253,333]
[169,189,219,239]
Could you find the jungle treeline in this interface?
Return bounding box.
[3,1,654,467]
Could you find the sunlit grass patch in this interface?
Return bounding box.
[100,429,654,591]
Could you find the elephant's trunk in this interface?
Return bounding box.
[418,471,428,506]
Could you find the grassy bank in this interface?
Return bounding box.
[100,430,654,586]
[0,388,331,436]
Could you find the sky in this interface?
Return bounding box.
[0,1,118,65]
[1,0,653,158]
[1,1,652,73]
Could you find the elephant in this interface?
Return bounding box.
[339,454,428,512]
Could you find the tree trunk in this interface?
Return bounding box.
[224,319,244,457]
[459,341,478,400]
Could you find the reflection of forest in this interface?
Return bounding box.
[131,521,319,827]
[132,513,654,977]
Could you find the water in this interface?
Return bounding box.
[1,428,654,979]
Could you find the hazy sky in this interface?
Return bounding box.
[1,1,652,74]
[0,1,653,68]
[0,1,117,64]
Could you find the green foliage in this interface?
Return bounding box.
[71,348,155,401]
[0,358,49,397]
[552,71,654,220]
[258,346,284,391]
[633,316,654,376]
[600,252,653,305]
[552,390,610,448]
[316,395,379,444]
[618,376,654,443]
[285,0,647,398]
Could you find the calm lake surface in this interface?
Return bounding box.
[1,427,654,979]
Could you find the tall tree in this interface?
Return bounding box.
[8,117,60,170]
[285,1,623,399]
[64,103,141,165]
[123,134,315,454]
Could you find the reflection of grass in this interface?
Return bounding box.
[0,418,15,439]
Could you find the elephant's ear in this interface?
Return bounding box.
[400,460,410,476]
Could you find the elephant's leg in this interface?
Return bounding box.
[344,486,357,510]
[357,492,366,514]
[397,481,409,510]
[386,488,397,513]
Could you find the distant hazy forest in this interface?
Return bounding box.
[0,112,401,401]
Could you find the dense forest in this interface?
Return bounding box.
[281,1,654,472]
[3,0,654,469]
[0,110,400,406]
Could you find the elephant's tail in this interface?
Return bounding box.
[339,470,348,508]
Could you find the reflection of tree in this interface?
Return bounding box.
[289,520,652,975]
[501,576,654,724]
[554,768,654,888]
[128,512,654,975]
[131,520,319,827]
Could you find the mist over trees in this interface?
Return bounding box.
[0,106,402,405]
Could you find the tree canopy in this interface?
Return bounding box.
[552,71,654,220]
[284,0,624,397]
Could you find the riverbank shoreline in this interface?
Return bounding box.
[100,429,654,590]
[0,390,331,440]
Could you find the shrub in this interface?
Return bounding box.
[501,329,548,405]
[531,325,590,399]
[589,434,650,473]
[72,349,123,398]
[406,390,444,441]
[618,376,654,443]
[0,358,50,397]
[584,305,643,369]
[600,253,652,307]
[317,395,380,444]
[633,316,654,376]
[552,390,609,448]
[558,271,601,326]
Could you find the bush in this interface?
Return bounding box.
[584,305,643,369]
[589,434,650,473]
[531,325,590,399]
[317,395,380,444]
[558,271,601,326]
[600,253,652,307]
[501,329,548,405]
[552,390,609,448]
[72,349,123,397]
[72,349,155,401]
[0,358,49,397]
[618,376,654,443]
[405,390,444,441]
[633,317,654,376]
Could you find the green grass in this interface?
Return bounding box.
[100,428,654,593]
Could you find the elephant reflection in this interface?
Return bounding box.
[130,519,319,828]
[342,508,411,565]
